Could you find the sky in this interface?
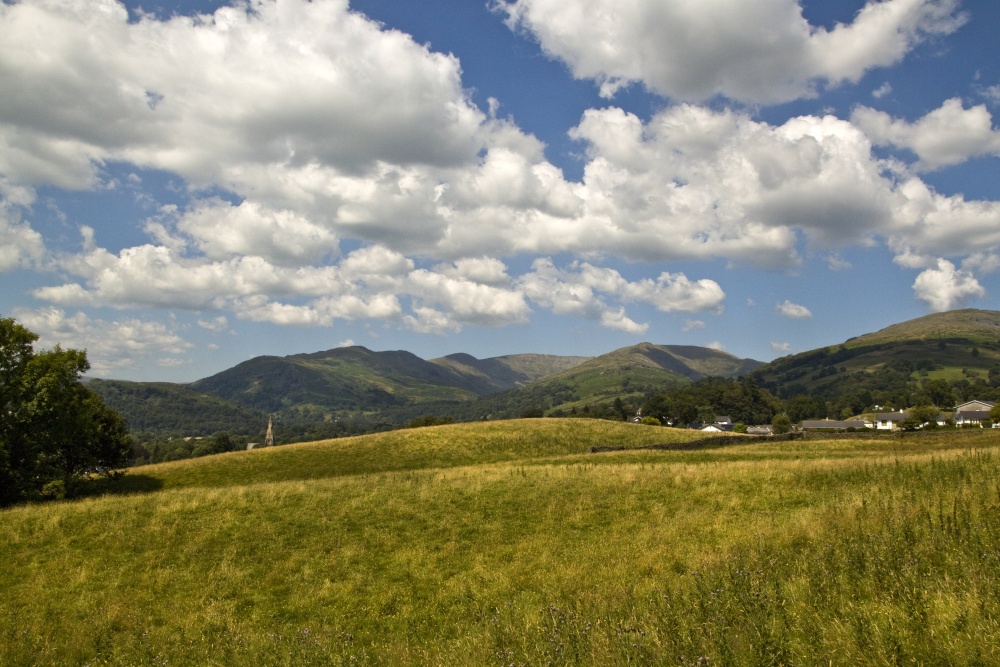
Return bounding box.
[2,0,999,381]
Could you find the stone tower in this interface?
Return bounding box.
[264,416,274,447]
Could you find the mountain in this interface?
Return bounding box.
[189,346,591,416]
[532,343,763,411]
[428,352,591,393]
[442,343,764,420]
[753,309,1000,401]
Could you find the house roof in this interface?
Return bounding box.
[955,410,992,421]
[876,412,909,422]
[955,400,996,411]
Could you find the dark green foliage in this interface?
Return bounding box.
[771,413,792,434]
[88,379,265,436]
[643,376,783,426]
[0,316,132,505]
[405,415,455,429]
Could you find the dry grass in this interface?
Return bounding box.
[3,421,1000,665]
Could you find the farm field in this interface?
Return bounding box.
[3,420,1000,665]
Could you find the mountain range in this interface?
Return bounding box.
[89,309,1000,439]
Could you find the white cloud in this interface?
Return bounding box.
[707,341,726,351]
[434,257,512,286]
[826,254,852,271]
[982,85,1000,106]
[517,258,724,333]
[853,98,1000,170]
[776,300,813,319]
[174,200,340,266]
[771,341,792,352]
[564,105,896,262]
[405,268,531,330]
[0,201,45,271]
[494,0,965,104]
[872,82,893,99]
[683,319,706,332]
[197,315,229,333]
[912,259,985,311]
[336,339,356,348]
[0,0,485,189]
[11,307,193,376]
[4,0,999,342]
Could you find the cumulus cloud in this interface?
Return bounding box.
[0,202,45,271]
[982,85,1000,106]
[11,307,193,375]
[853,98,1000,170]
[771,341,792,352]
[516,259,724,334]
[776,300,813,319]
[872,82,893,99]
[683,319,706,332]
[912,259,985,311]
[564,105,897,261]
[494,0,965,104]
[4,0,1000,336]
[197,315,229,333]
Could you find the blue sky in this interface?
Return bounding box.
[1,0,999,381]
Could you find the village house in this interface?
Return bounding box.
[953,400,996,427]
[875,411,908,431]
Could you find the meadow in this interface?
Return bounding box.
[2,419,1000,665]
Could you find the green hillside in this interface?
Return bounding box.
[529,342,763,412]
[753,309,1000,403]
[4,421,1000,664]
[428,352,589,392]
[88,379,265,435]
[191,346,488,414]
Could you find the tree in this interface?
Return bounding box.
[0,317,132,505]
[990,403,1000,424]
[771,413,792,434]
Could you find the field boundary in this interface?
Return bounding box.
[590,432,802,453]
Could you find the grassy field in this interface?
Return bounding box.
[3,419,1000,665]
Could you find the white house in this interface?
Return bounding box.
[955,400,996,412]
[876,411,908,430]
[953,400,996,427]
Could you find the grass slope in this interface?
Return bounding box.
[4,422,1000,665]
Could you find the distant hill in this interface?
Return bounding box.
[188,346,589,416]
[429,352,590,393]
[753,309,1000,401]
[441,343,763,419]
[533,342,763,411]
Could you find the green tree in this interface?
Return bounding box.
[0,317,132,505]
[990,403,1000,424]
[771,413,792,434]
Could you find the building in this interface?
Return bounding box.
[875,412,908,430]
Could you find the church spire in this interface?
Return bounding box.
[264,416,274,447]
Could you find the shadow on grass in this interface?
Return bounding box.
[76,473,164,499]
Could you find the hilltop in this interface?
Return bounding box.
[753,308,1000,406]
